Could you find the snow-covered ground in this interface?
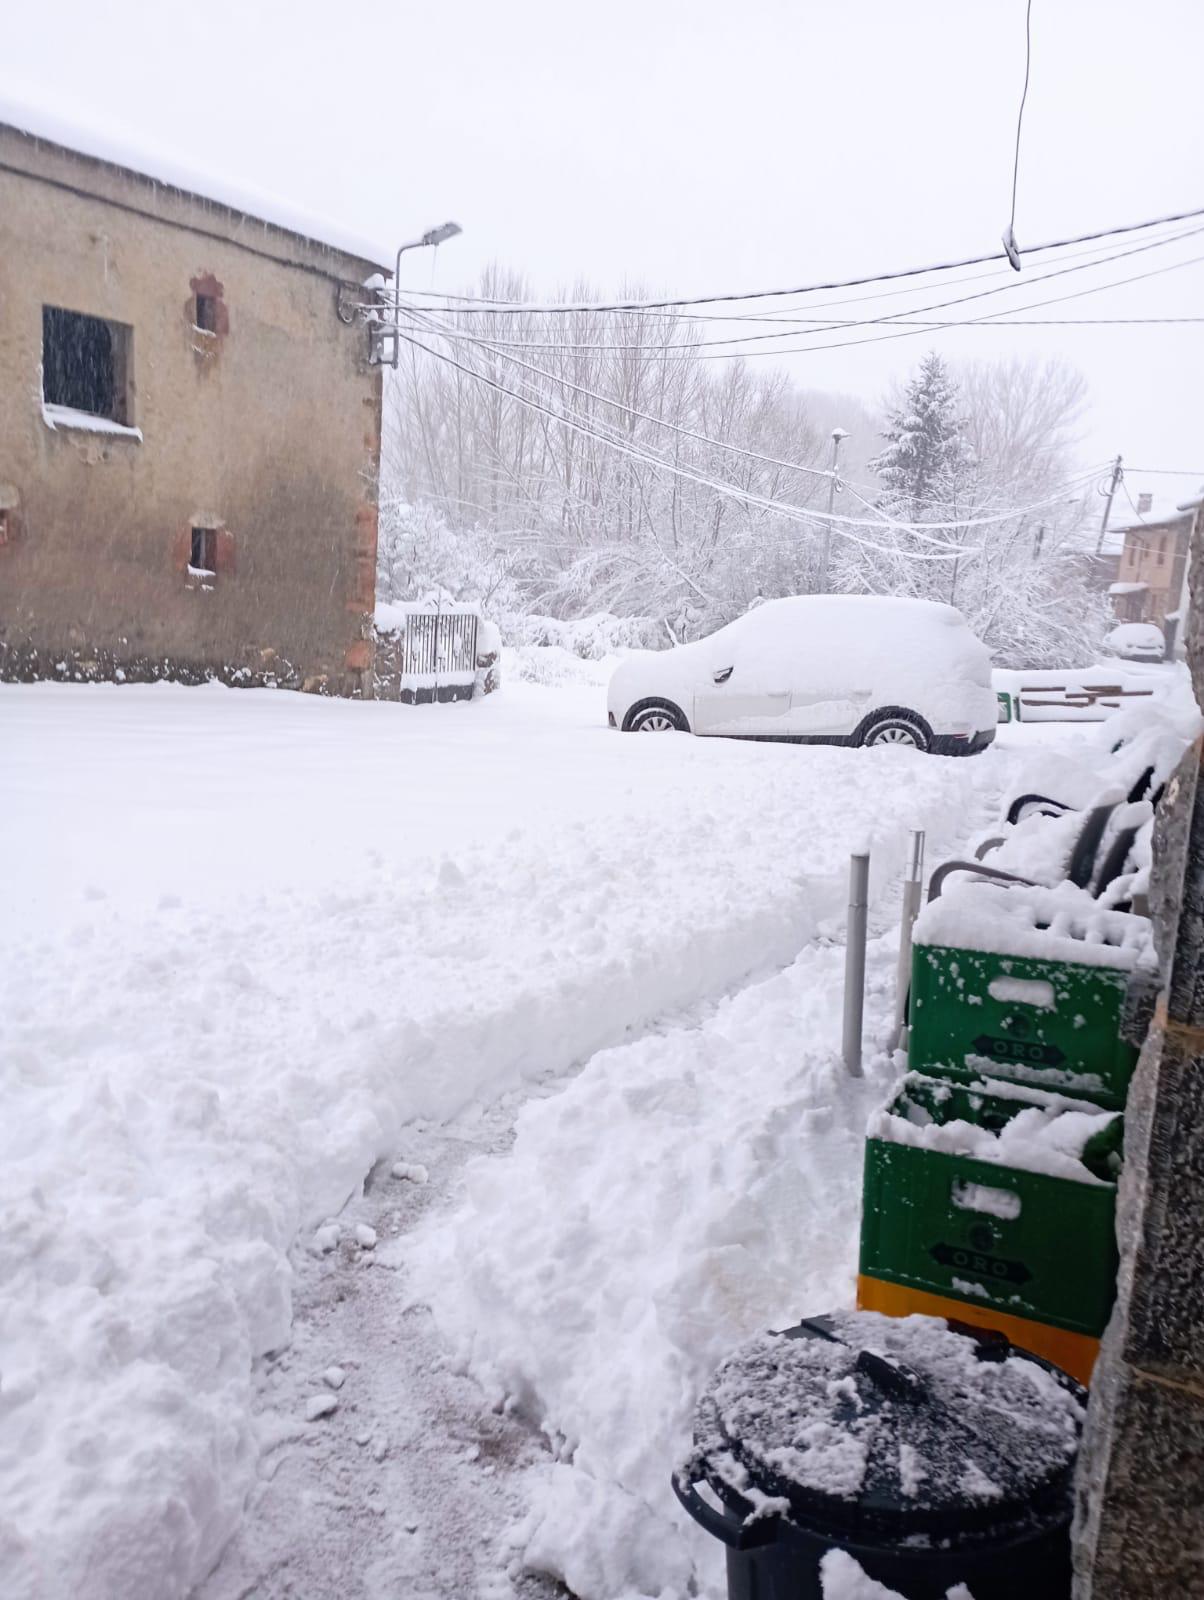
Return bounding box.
[0,674,1154,1600]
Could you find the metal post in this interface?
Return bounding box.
[819,428,848,594]
[390,223,463,369]
[843,852,870,1077]
[894,830,926,1047]
[1094,454,1123,556]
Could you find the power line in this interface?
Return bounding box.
[631,244,1204,363]
[386,203,1204,316]
[388,313,1204,353]
[387,226,1195,325]
[400,241,1202,406]
[1005,0,1035,260]
[395,324,972,559]
[400,300,1096,537]
[1121,481,1153,524]
[389,227,1204,359]
[717,245,1204,362]
[400,301,1109,538]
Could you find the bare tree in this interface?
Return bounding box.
[380,281,1103,666]
[955,356,1087,503]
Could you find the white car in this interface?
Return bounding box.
[606,595,997,755]
[1104,622,1165,663]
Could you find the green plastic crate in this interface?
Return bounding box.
[859,1075,1122,1338]
[909,941,1141,1110]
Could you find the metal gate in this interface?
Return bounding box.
[398,606,479,703]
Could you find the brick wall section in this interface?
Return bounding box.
[0,124,386,695]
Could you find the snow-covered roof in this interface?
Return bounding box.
[1108,581,1148,595]
[1110,490,1193,537]
[0,96,392,272]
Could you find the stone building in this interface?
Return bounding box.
[1108,501,1196,630]
[0,111,389,696]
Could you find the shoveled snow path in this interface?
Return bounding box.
[193,922,909,1600]
[193,1087,569,1600]
[193,757,1013,1600]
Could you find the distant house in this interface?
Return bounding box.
[0,108,392,695]
[1107,495,1198,633]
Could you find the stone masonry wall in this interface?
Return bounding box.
[0,125,384,696]
[1072,504,1204,1595]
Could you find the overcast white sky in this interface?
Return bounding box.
[6,0,1202,514]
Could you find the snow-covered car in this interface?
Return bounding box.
[1105,622,1165,663]
[606,595,997,754]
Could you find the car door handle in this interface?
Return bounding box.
[713,666,733,684]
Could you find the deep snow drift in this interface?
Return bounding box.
[1,676,1002,1600]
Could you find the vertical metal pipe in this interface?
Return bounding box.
[843,852,870,1077]
[895,829,927,1046]
[819,427,847,594]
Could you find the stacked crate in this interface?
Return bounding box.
[857,879,1155,1384]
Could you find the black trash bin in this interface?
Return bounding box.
[673,1310,1085,1600]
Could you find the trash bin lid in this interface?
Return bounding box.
[688,1311,1085,1542]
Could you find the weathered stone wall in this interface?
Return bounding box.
[0,125,383,695]
[1072,506,1204,1595]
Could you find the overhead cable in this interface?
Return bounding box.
[1003,0,1036,269]
[384,203,1204,315]
[388,227,1204,359]
[384,226,1194,324]
[394,326,971,559]
[399,304,1110,538]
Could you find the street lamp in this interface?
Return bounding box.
[389,221,463,368]
[820,428,849,593]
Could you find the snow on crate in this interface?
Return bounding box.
[912,879,1156,972]
[868,1072,1121,1186]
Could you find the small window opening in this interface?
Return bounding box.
[195,294,217,333]
[190,527,218,575]
[1156,537,1166,567]
[42,306,133,425]
[0,511,9,547]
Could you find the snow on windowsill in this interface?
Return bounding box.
[42,402,143,441]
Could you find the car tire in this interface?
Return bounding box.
[856,707,932,753]
[625,699,689,733]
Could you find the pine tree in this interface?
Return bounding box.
[870,352,974,523]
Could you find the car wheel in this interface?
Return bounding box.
[626,700,688,733]
[857,708,932,752]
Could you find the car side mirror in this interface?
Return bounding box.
[713,666,734,684]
